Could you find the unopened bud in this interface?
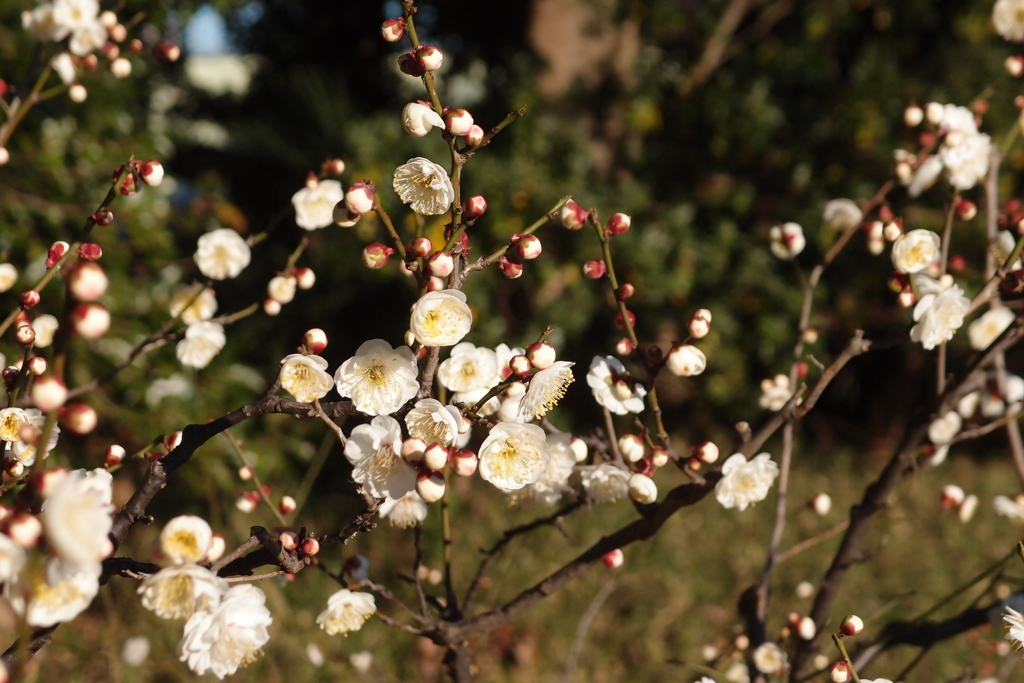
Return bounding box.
[402,438,427,464]
[136,160,163,187]
[279,530,299,550]
[417,471,446,503]
[333,201,360,227]
[445,108,474,136]
[516,234,542,260]
[955,198,977,221]
[606,213,631,236]
[615,337,634,355]
[68,262,108,301]
[407,237,433,258]
[15,324,34,345]
[345,182,375,215]
[0,147,8,166]
[616,283,635,301]
[322,158,345,175]
[398,52,424,77]
[299,537,320,556]
[618,434,645,463]
[416,44,443,71]
[120,173,137,195]
[526,341,556,369]
[27,356,47,376]
[614,310,636,330]
[840,614,864,636]
[903,104,924,127]
[897,285,915,308]
[76,243,102,262]
[810,493,831,515]
[427,276,445,292]
[46,241,69,268]
[105,444,125,466]
[508,354,531,376]
[650,446,669,468]
[299,329,326,355]
[883,220,903,241]
[560,199,587,230]
[692,441,719,464]
[68,83,87,102]
[292,267,315,290]
[453,450,478,477]
[164,431,183,451]
[2,368,17,389]
[498,254,523,279]
[279,495,297,515]
[689,309,712,338]
[362,243,395,269]
[423,443,449,471]
[828,660,850,683]
[602,549,624,568]
[8,513,41,547]
[70,302,111,338]
[31,374,67,411]
[465,124,485,147]
[941,484,965,508]
[428,251,455,277]
[1007,55,1024,78]
[628,473,658,504]
[63,403,98,434]
[458,195,487,223]
[381,18,405,42]
[263,298,281,316]
[91,209,114,226]
[21,290,40,309]
[583,260,606,279]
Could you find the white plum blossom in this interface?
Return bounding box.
[1004,607,1024,651]
[379,491,429,528]
[478,422,551,491]
[335,339,419,416]
[969,308,1015,350]
[823,199,863,230]
[715,453,779,511]
[928,411,962,445]
[292,179,344,230]
[22,3,69,42]
[8,410,60,467]
[31,314,59,347]
[176,322,227,369]
[941,131,991,191]
[0,407,46,443]
[139,564,228,620]
[68,17,105,56]
[906,154,944,197]
[42,468,113,566]
[769,222,805,260]
[438,342,499,393]
[0,534,26,583]
[759,374,793,411]
[518,361,575,421]
[194,228,252,280]
[316,589,376,636]
[159,515,213,565]
[581,464,630,503]
[393,157,455,215]
[517,432,576,506]
[493,343,525,383]
[345,415,417,499]
[405,399,464,446]
[170,284,217,324]
[628,473,658,504]
[26,558,101,627]
[587,356,646,415]
[994,494,1024,523]
[402,102,445,137]
[410,290,473,347]
[891,230,940,274]
[994,0,1024,42]
[51,52,76,85]
[993,230,1022,270]
[752,642,787,674]
[178,584,273,679]
[122,636,151,667]
[910,285,970,350]
[279,354,334,403]
[666,344,706,377]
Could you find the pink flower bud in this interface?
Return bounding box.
[615,337,634,355]
[508,354,531,375]
[840,614,864,636]
[689,309,712,338]
[446,108,475,136]
[416,44,443,71]
[138,160,164,186]
[427,276,445,291]
[428,251,455,277]
[70,302,111,339]
[345,182,375,215]
[453,450,478,477]
[398,52,424,77]
[362,243,395,269]
[560,199,587,230]
[602,549,624,568]
[77,243,102,261]
[955,198,977,221]
[31,374,67,411]
[68,262,108,301]
[381,18,405,42]
[0,147,8,165]
[616,283,635,300]
[424,443,449,471]
[279,530,299,550]
[91,209,114,226]
[279,495,297,515]
[8,513,41,547]
[100,42,118,58]
[583,260,606,279]
[828,660,849,683]
[1007,55,1024,78]
[63,402,98,434]
[526,341,556,369]
[322,158,345,175]
[304,328,328,354]
[105,444,125,466]
[516,234,542,260]
[941,484,965,508]
[650,446,669,468]
[164,431,183,451]
[15,324,34,346]
[31,467,68,497]
[21,290,40,309]
[498,254,523,279]
[618,434,645,462]
[606,213,631,236]
[305,172,319,189]
[333,201,361,227]
[293,267,316,290]
[465,125,485,147]
[417,471,446,503]
[402,438,427,464]
[27,356,47,376]
[463,195,488,221]
[692,441,719,464]
[235,494,256,513]
[120,173,137,195]
[614,310,636,330]
[46,241,69,268]
[408,237,433,258]
[153,42,181,62]
[263,298,282,316]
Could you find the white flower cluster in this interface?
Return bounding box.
[1,407,60,466]
[899,103,991,196]
[23,0,106,57]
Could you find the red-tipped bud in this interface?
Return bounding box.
[70,302,111,338]
[941,484,965,508]
[128,38,143,54]
[426,276,445,292]
[692,441,719,464]
[465,124,485,147]
[402,438,427,464]
[78,243,103,261]
[606,212,631,236]
[583,260,606,279]
[68,261,108,301]
[828,660,850,683]
[120,174,137,195]
[408,237,433,259]
[423,443,449,471]
[463,195,488,221]
[949,254,966,272]
[428,251,455,277]
[689,309,712,338]
[560,199,587,230]
[91,209,114,226]
[416,44,443,71]
[614,310,636,330]
[498,254,523,279]
[516,234,542,260]
[398,52,424,77]
[417,471,446,503]
[304,328,328,354]
[381,18,405,42]
[15,324,34,346]
[955,198,977,221]
[138,160,164,187]
[153,42,181,62]
[445,108,474,136]
[526,341,556,369]
[333,202,361,227]
[650,446,669,468]
[105,444,126,466]
[1007,55,1024,78]
[796,361,809,379]
[616,283,635,300]
[615,337,634,355]
[4,460,24,480]
[46,241,70,268]
[362,243,395,269]
[898,285,916,308]
[294,267,316,289]
[279,530,299,550]
[279,495,297,515]
[63,402,98,434]
[345,182,375,215]
[602,549,624,568]
[883,220,903,241]
[508,354,531,376]
[27,356,47,376]
[20,290,40,309]
[263,298,282,316]
[164,431,183,451]
[2,367,18,389]
[8,513,41,547]
[322,158,345,175]
[840,614,864,636]
[453,450,478,477]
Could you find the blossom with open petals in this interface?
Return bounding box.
[345,415,417,499]
[969,308,1015,351]
[393,157,454,215]
[517,432,576,506]
[581,464,630,503]
[478,422,551,491]
[994,494,1024,523]
[438,342,498,393]
[292,179,343,230]
[402,102,444,137]
[995,0,1024,42]
[42,468,113,566]
[405,399,464,446]
[26,558,101,627]
[891,230,940,274]
[335,339,419,416]
[32,314,59,347]
[178,584,272,679]
[928,411,962,445]
[823,199,863,230]
[0,533,26,583]
[1004,606,1024,651]
[170,284,217,324]
[316,589,376,635]
[753,642,787,674]
[410,290,473,347]
[911,285,970,350]
[519,361,574,420]
[379,491,429,528]
[587,356,646,415]
[769,223,805,260]
[279,354,334,403]
[139,564,228,620]
[194,228,251,280]
[160,515,213,565]
[715,453,779,511]
[176,322,226,369]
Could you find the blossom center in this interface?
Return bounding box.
[364,364,388,386]
[0,414,25,441]
[422,302,463,338]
